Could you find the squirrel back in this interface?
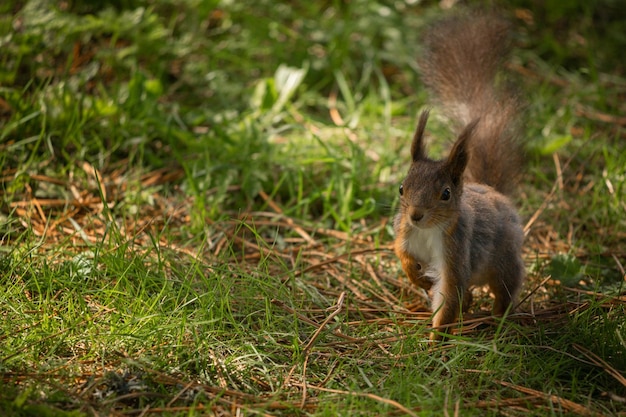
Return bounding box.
[419,10,524,195]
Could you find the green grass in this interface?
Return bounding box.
[1,0,626,416]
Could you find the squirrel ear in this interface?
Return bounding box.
[446,118,480,184]
[411,110,430,162]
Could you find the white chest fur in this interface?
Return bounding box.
[402,226,445,280]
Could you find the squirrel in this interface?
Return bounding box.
[393,10,526,341]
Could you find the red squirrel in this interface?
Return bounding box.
[393,11,526,341]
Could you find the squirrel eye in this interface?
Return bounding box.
[399,184,404,196]
[441,187,451,201]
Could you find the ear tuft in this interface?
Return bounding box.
[411,110,430,162]
[446,118,479,184]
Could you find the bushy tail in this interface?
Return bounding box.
[420,10,524,195]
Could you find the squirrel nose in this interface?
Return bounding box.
[410,210,425,223]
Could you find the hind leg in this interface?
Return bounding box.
[489,258,525,316]
[462,288,473,312]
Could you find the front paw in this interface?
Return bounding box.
[408,263,433,290]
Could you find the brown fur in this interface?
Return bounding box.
[394,11,525,341]
[419,10,524,195]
